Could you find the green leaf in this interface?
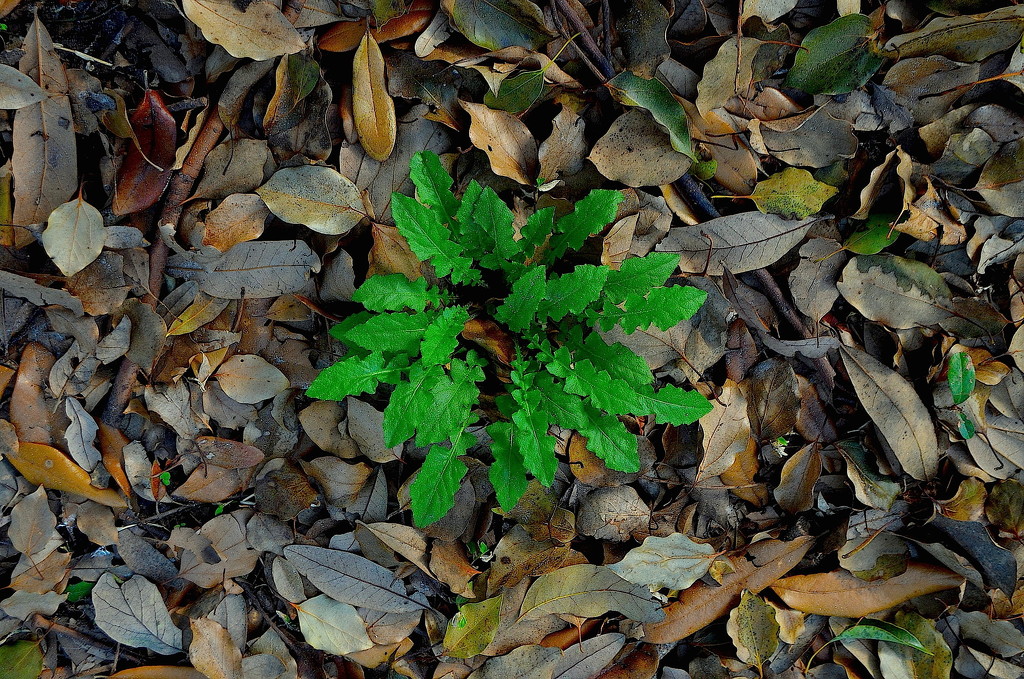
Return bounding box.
[948,352,976,405]
[494,265,546,331]
[0,641,43,679]
[410,150,460,227]
[604,253,680,302]
[383,362,447,446]
[785,14,886,95]
[487,421,529,512]
[342,310,435,354]
[560,326,651,387]
[413,359,483,447]
[548,349,713,425]
[409,425,474,526]
[548,189,624,259]
[461,185,520,265]
[420,306,471,364]
[443,594,504,658]
[748,168,838,219]
[352,273,442,312]
[521,206,554,250]
[329,312,374,342]
[65,580,95,603]
[607,71,693,157]
[392,193,479,285]
[441,0,552,51]
[958,412,976,439]
[597,286,708,333]
[832,620,931,654]
[306,352,407,400]
[845,216,899,254]
[541,264,609,321]
[509,387,557,486]
[484,69,545,113]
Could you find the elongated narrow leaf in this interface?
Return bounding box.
[948,352,975,405]
[353,33,396,161]
[409,426,473,526]
[306,352,406,400]
[607,71,693,157]
[392,193,478,285]
[832,620,931,654]
[487,421,529,512]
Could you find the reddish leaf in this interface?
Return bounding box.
[112,90,176,216]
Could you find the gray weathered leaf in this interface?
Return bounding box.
[520,564,664,623]
[63,397,101,472]
[295,594,373,656]
[551,633,625,679]
[656,213,817,275]
[609,533,715,591]
[91,573,182,654]
[284,544,426,612]
[166,240,320,299]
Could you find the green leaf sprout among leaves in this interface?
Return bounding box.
[307,151,712,526]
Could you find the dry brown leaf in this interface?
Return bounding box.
[3,438,126,508]
[354,33,397,162]
[461,100,538,185]
[189,618,243,679]
[771,562,965,617]
[644,536,814,643]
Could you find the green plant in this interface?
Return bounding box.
[307,151,713,526]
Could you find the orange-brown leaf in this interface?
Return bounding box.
[6,441,127,508]
[353,33,397,161]
[771,562,964,617]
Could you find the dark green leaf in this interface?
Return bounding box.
[494,265,546,331]
[561,326,652,387]
[541,264,610,321]
[487,421,529,512]
[597,285,708,333]
[441,0,552,50]
[785,14,886,95]
[509,386,557,485]
[832,620,931,654]
[607,71,693,157]
[420,306,471,364]
[413,359,483,446]
[845,216,899,254]
[958,412,976,439]
[548,189,624,259]
[410,425,473,526]
[484,69,545,113]
[410,150,460,227]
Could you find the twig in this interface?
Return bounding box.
[674,173,719,221]
[553,0,614,79]
[30,613,148,665]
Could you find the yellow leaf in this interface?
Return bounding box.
[353,33,396,162]
[5,440,126,508]
[748,167,837,219]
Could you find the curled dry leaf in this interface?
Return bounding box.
[354,33,397,162]
[461,100,538,185]
[771,562,965,617]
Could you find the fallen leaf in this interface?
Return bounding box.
[182,0,305,60]
[3,439,126,508]
[295,594,374,656]
[354,33,397,161]
[214,354,290,404]
[91,573,183,655]
[655,213,818,275]
[444,595,502,658]
[0,64,45,109]
[785,13,886,95]
[609,533,716,591]
[441,0,552,51]
[726,590,779,673]
[462,100,538,185]
[165,240,321,299]
[644,536,814,644]
[771,562,964,616]
[113,90,175,216]
[0,641,43,679]
[746,168,837,219]
[840,346,939,481]
[189,618,242,679]
[607,71,692,157]
[520,564,664,623]
[257,165,364,235]
[589,110,692,188]
[41,196,106,278]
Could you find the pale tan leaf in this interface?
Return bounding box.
[12,96,77,231]
[257,165,364,235]
[182,0,305,61]
[295,594,374,655]
[0,64,46,109]
[189,618,243,679]
[9,486,59,558]
[353,33,397,162]
[214,354,290,404]
[588,109,691,187]
[41,196,106,277]
[520,564,664,623]
[840,345,939,481]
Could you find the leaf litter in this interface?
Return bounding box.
[0,2,1022,678]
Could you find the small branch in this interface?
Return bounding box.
[674,173,719,221]
[30,613,147,665]
[553,0,615,79]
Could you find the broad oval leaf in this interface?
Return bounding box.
[609,533,716,590]
[840,346,939,481]
[748,168,837,219]
[0,64,45,109]
[214,354,290,404]
[441,0,552,50]
[257,165,364,235]
[353,33,397,162]
[0,641,43,679]
[181,0,305,60]
[443,595,502,658]
[607,71,692,157]
[91,573,182,655]
[785,14,886,95]
[726,591,779,672]
[295,594,373,656]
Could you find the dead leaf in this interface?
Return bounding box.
[91,573,182,654]
[520,564,664,623]
[771,562,965,616]
[461,100,538,185]
[182,0,305,60]
[257,165,364,236]
[214,354,290,404]
[588,110,691,187]
[644,536,814,643]
[354,33,397,162]
[41,196,106,277]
